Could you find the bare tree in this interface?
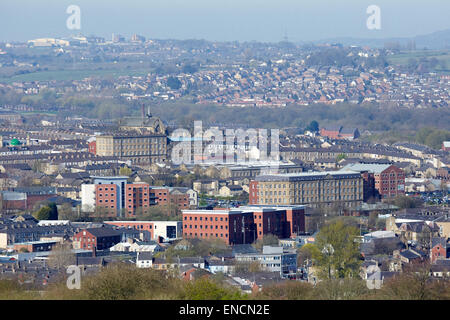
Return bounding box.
[47,243,76,270]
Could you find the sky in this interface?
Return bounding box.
[0,0,449,42]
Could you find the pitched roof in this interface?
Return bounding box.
[400,250,421,260]
[431,237,447,249]
[85,227,121,238]
[137,252,153,261]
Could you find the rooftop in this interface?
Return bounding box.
[341,163,392,174]
[255,170,361,182]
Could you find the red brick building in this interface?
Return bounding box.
[442,141,450,152]
[320,126,341,140]
[105,221,154,239]
[182,205,305,245]
[152,187,189,210]
[0,192,56,213]
[431,238,448,263]
[320,126,360,141]
[93,183,189,217]
[343,163,405,199]
[73,228,121,253]
[88,141,96,154]
[373,165,405,198]
[125,183,154,216]
[14,240,57,253]
[95,184,119,217]
[249,181,259,204]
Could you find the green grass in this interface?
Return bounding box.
[0,68,150,83]
[386,49,450,73]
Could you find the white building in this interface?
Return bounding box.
[81,184,95,212]
[153,221,183,241]
[235,246,297,275]
[136,252,153,268]
[110,241,165,253]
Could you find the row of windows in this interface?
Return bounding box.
[259,188,359,196]
[98,187,116,191]
[261,195,359,203]
[185,232,228,238]
[260,180,360,189]
[185,224,228,230]
[98,199,115,203]
[184,216,228,222]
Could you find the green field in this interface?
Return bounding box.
[387,50,450,73]
[0,68,150,83]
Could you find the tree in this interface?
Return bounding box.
[33,206,52,220]
[252,234,279,251]
[377,263,450,300]
[182,64,199,74]
[82,264,184,300]
[119,166,133,176]
[368,211,378,230]
[167,77,182,90]
[32,160,44,173]
[313,278,370,300]
[182,278,245,300]
[310,221,361,279]
[297,243,321,267]
[92,206,112,222]
[48,202,58,220]
[234,260,262,273]
[58,203,75,220]
[47,243,76,270]
[388,195,423,209]
[306,120,319,132]
[336,153,347,162]
[257,281,314,300]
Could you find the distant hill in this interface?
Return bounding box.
[310,29,450,50]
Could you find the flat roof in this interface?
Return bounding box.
[105,221,180,224]
[182,209,238,215]
[14,240,58,245]
[183,205,305,215]
[93,176,129,180]
[341,163,392,174]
